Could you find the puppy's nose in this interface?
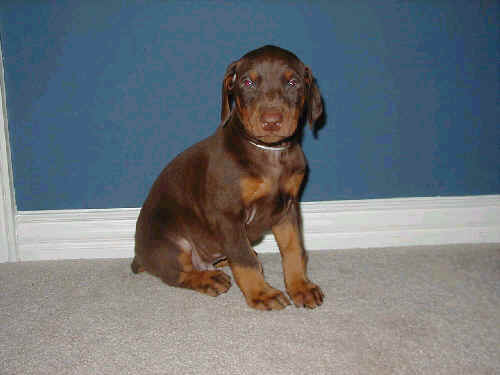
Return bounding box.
[260,111,283,131]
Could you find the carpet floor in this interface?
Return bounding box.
[1,244,499,375]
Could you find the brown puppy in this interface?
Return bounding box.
[132,45,324,310]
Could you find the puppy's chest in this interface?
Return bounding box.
[240,170,304,225]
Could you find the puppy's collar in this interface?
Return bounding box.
[228,115,293,151]
[246,139,292,151]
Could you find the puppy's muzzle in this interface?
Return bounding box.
[260,110,283,132]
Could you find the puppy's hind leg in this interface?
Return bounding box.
[140,239,232,297]
[174,249,232,297]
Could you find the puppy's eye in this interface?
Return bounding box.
[242,78,255,88]
[288,79,298,87]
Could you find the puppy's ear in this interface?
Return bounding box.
[304,67,323,130]
[221,61,238,126]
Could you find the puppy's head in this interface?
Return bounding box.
[221,45,322,144]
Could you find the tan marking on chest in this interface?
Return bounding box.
[240,176,273,206]
[283,172,305,198]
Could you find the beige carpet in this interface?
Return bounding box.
[1,244,499,375]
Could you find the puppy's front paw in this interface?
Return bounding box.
[287,280,324,309]
[246,287,291,311]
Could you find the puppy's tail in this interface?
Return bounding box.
[131,257,145,274]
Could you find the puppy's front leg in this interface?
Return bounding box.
[272,203,324,309]
[226,227,291,311]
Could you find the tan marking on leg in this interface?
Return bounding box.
[176,249,194,273]
[174,250,231,296]
[231,264,290,310]
[272,220,324,309]
[272,221,306,283]
[240,176,273,206]
[177,269,232,297]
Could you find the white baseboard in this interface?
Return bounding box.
[0,43,17,262]
[15,195,500,261]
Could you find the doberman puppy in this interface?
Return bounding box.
[132,45,324,310]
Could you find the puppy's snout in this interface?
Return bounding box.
[260,110,283,131]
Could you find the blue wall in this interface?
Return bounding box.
[1,0,498,210]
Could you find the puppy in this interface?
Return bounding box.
[132,45,324,310]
